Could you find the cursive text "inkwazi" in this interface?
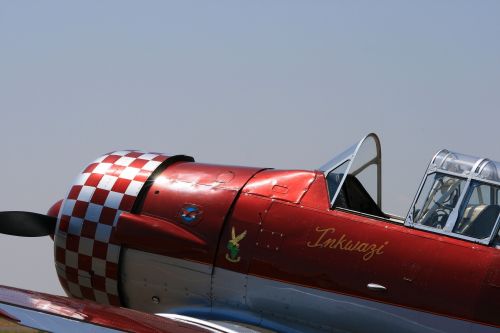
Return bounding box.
[307,227,388,261]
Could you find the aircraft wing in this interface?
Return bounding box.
[0,285,242,333]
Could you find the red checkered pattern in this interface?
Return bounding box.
[54,151,169,305]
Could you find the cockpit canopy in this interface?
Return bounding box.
[320,133,384,217]
[406,150,500,244]
[432,150,500,182]
[321,133,500,246]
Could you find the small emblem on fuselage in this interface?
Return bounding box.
[225,227,247,263]
[179,204,203,224]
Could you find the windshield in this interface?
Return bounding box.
[412,173,466,229]
[321,133,382,212]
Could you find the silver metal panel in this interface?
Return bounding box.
[245,273,498,333]
[120,248,212,313]
[157,314,241,333]
[122,254,499,333]
[212,267,248,309]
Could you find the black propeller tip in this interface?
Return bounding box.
[0,211,56,237]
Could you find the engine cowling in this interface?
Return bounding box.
[54,151,193,305]
[53,150,263,308]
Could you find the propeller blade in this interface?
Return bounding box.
[0,211,56,237]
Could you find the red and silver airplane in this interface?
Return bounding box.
[0,133,499,333]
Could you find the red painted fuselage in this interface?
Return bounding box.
[51,151,500,333]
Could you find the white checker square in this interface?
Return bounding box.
[92,258,106,276]
[77,269,91,279]
[111,150,132,157]
[105,278,118,294]
[65,250,79,269]
[124,180,143,196]
[78,274,92,288]
[85,203,103,222]
[55,233,67,249]
[120,167,140,180]
[74,173,91,186]
[67,282,83,298]
[77,186,95,202]
[115,156,135,167]
[78,237,94,256]
[112,210,123,227]
[142,160,161,171]
[94,290,109,304]
[61,199,76,216]
[95,223,112,242]
[138,153,158,161]
[93,163,112,175]
[68,217,83,236]
[97,175,118,191]
[104,191,124,209]
[106,244,121,262]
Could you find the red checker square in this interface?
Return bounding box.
[66,267,79,283]
[125,151,142,158]
[66,234,80,252]
[72,201,89,218]
[153,155,166,162]
[102,155,121,164]
[108,294,120,306]
[55,246,66,264]
[105,262,118,279]
[78,254,92,272]
[134,170,151,183]
[58,215,70,232]
[119,194,136,211]
[109,232,120,245]
[81,222,97,238]
[83,163,99,173]
[100,207,118,225]
[111,178,132,193]
[91,275,106,291]
[85,173,104,187]
[90,188,110,205]
[129,158,148,169]
[106,164,126,177]
[93,241,108,260]
[80,286,96,301]
[133,170,150,183]
[67,186,83,200]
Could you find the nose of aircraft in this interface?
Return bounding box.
[47,199,63,219]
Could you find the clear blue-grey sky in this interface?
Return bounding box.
[0,1,499,296]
